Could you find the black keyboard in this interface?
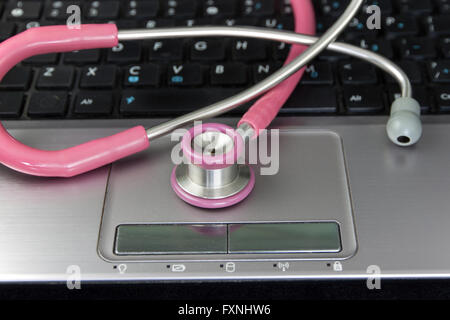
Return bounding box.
[0,0,449,120]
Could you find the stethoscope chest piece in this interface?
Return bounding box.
[171,123,255,209]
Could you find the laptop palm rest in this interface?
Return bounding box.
[98,129,357,262]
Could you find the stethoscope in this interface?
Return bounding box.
[0,0,422,208]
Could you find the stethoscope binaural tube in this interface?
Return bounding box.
[0,0,419,178]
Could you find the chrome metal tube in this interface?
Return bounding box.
[118,28,410,100]
[188,164,239,188]
[119,27,411,99]
[117,1,410,141]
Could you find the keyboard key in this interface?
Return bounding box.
[363,0,393,14]
[244,0,275,16]
[339,62,378,84]
[114,20,138,29]
[164,0,198,18]
[343,86,385,113]
[85,1,120,19]
[281,0,293,15]
[149,40,183,61]
[385,61,423,84]
[0,67,32,90]
[6,1,42,20]
[253,63,276,82]
[284,86,337,114]
[123,65,160,87]
[441,37,450,58]
[107,42,142,63]
[425,15,450,36]
[168,64,204,86]
[319,0,348,17]
[428,61,450,83]
[396,0,434,15]
[315,16,334,35]
[190,39,226,61]
[125,0,159,18]
[0,22,15,42]
[259,17,294,30]
[216,17,258,26]
[273,42,290,61]
[16,21,53,33]
[175,18,212,27]
[435,86,450,112]
[28,92,68,117]
[343,15,378,40]
[351,38,394,59]
[80,66,117,88]
[0,92,24,118]
[232,39,267,61]
[141,19,175,29]
[37,66,75,89]
[436,0,450,13]
[120,88,241,115]
[204,0,237,17]
[16,21,60,36]
[211,63,248,86]
[45,1,81,20]
[397,38,437,60]
[74,92,113,116]
[302,63,334,85]
[24,53,58,65]
[63,49,100,65]
[384,15,419,38]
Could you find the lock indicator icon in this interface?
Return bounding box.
[333,261,343,272]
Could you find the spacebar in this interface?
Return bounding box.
[120,88,244,115]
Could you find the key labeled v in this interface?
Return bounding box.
[172,65,184,74]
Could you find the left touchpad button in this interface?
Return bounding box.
[115,224,227,255]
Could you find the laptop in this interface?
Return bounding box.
[0,0,450,283]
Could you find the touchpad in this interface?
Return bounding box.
[98,129,357,262]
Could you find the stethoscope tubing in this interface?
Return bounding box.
[0,0,413,178]
[125,25,412,141]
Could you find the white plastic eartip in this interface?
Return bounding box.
[386,97,422,147]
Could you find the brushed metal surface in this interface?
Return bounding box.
[99,129,356,262]
[0,116,450,281]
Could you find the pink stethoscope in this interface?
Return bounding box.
[0,0,422,208]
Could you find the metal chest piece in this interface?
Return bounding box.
[171,123,255,209]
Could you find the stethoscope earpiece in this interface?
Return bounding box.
[171,123,255,209]
[387,98,422,147]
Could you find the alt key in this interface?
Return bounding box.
[74,92,113,116]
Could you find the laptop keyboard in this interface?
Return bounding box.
[0,0,449,120]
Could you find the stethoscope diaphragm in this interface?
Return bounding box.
[171,123,255,209]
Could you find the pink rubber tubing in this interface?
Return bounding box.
[239,0,316,135]
[0,25,150,177]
